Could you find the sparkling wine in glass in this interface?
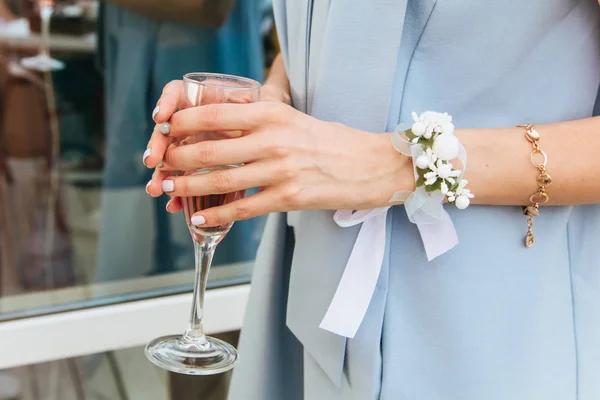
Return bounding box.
[145,73,260,375]
[21,0,65,72]
[181,167,247,240]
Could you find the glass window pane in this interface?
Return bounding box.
[0,0,276,321]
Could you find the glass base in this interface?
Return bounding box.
[145,334,238,375]
[21,54,65,72]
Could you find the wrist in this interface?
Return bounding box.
[260,83,291,105]
[368,132,415,207]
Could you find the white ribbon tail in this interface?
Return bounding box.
[321,119,466,338]
[320,208,389,338]
[333,208,382,228]
[392,124,462,259]
[417,209,458,261]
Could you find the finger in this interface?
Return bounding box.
[161,135,266,171]
[160,161,277,197]
[167,102,287,138]
[144,125,174,168]
[190,189,280,227]
[153,80,183,123]
[146,168,171,197]
[166,196,182,213]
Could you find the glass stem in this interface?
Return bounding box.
[182,240,216,346]
[39,5,53,57]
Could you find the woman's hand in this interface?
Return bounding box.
[144,81,412,227]
[260,53,292,105]
[259,82,291,104]
[145,79,294,213]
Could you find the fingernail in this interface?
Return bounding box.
[162,180,174,192]
[165,199,172,211]
[191,215,206,226]
[152,106,160,122]
[157,160,164,168]
[142,148,151,166]
[160,122,170,135]
[145,180,152,194]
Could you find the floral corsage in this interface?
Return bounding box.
[393,111,474,210]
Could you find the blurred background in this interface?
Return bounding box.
[0,0,277,398]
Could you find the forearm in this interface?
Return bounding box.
[0,1,15,21]
[262,53,291,105]
[107,0,234,28]
[457,116,600,206]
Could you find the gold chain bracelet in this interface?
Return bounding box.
[518,124,551,247]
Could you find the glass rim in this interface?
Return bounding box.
[183,72,261,91]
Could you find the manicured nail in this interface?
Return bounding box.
[160,122,170,135]
[165,199,172,211]
[145,180,152,194]
[162,180,174,192]
[152,106,160,122]
[191,215,206,226]
[142,148,152,166]
[157,160,164,168]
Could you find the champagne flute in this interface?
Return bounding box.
[21,0,65,72]
[145,73,261,375]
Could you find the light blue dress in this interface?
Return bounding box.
[229,0,600,399]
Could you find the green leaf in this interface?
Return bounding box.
[416,175,426,187]
[405,128,417,140]
[425,179,442,192]
[420,136,435,148]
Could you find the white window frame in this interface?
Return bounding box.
[0,284,250,370]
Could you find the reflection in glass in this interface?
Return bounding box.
[0,0,270,320]
[21,0,65,72]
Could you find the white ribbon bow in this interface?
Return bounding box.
[319,126,467,339]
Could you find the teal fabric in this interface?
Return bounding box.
[229,0,600,399]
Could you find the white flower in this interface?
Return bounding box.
[423,160,461,187]
[411,111,454,140]
[423,125,435,139]
[423,172,437,186]
[436,163,455,179]
[441,181,450,195]
[419,111,453,126]
[441,122,455,135]
[455,195,470,209]
[447,179,475,205]
[412,121,426,137]
[415,148,437,170]
[432,133,460,161]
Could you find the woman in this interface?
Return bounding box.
[144,0,600,398]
